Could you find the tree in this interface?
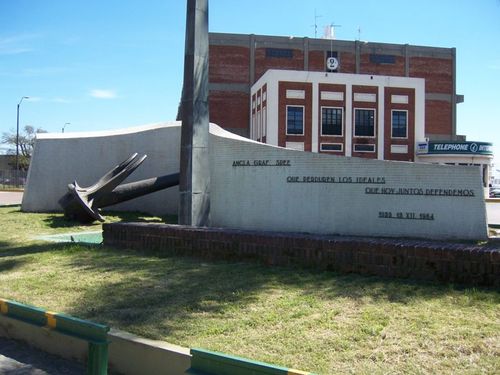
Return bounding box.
[1,125,47,171]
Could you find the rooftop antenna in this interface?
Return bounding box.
[312,9,322,38]
[357,26,361,41]
[324,22,342,40]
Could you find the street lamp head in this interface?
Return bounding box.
[18,96,30,106]
[62,122,71,133]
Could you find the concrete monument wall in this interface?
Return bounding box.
[209,126,488,240]
[22,122,181,215]
[24,122,488,239]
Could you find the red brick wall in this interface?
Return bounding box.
[425,100,452,135]
[210,90,249,130]
[360,54,406,76]
[254,48,304,82]
[384,88,415,161]
[209,45,250,84]
[339,52,356,73]
[278,82,312,151]
[104,222,500,287]
[308,50,325,71]
[410,57,453,94]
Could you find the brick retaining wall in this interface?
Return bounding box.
[103,223,500,286]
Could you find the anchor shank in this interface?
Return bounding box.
[95,173,180,208]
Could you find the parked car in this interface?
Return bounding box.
[490,188,500,198]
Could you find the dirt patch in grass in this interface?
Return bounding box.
[0,207,499,374]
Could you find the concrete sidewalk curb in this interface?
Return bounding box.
[0,315,191,375]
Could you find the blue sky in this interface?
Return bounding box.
[1,0,499,173]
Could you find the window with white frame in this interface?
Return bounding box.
[251,113,256,140]
[321,107,343,136]
[353,144,375,152]
[320,143,343,152]
[286,106,304,135]
[263,107,267,138]
[354,108,375,137]
[391,110,408,138]
[256,110,261,141]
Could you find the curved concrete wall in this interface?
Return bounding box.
[22,122,182,215]
[24,121,488,239]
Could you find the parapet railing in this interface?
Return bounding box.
[0,298,109,375]
[186,348,315,375]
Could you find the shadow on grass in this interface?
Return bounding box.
[0,241,84,258]
[53,244,500,340]
[42,210,177,229]
[0,258,27,271]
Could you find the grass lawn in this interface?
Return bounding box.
[0,206,499,374]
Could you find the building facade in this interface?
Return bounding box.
[208,32,461,140]
[250,70,425,161]
[207,32,492,187]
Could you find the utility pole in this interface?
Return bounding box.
[16,96,29,186]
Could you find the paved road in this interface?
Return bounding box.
[0,191,23,206]
[487,201,500,226]
[0,336,84,375]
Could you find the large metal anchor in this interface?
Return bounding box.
[59,153,179,223]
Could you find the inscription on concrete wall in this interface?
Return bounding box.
[213,129,488,240]
[232,159,291,167]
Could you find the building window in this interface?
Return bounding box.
[266,48,293,58]
[353,144,375,153]
[370,54,396,64]
[286,106,304,135]
[320,143,343,152]
[263,107,267,138]
[392,110,408,138]
[250,113,257,140]
[354,108,375,137]
[321,107,343,136]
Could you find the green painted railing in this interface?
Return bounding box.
[187,348,316,375]
[0,298,109,375]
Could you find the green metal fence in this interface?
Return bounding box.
[187,348,316,375]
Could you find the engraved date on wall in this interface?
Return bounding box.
[378,211,435,221]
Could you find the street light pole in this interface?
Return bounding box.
[62,122,70,133]
[16,96,29,186]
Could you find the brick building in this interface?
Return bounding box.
[207,33,492,185]
[209,32,460,138]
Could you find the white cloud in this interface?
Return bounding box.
[0,33,40,55]
[90,89,117,99]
